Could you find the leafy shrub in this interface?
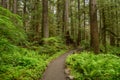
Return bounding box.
[81,40,90,49]
[66,52,120,80]
[39,37,67,55]
[0,47,66,80]
[107,45,120,56]
[0,48,48,80]
[100,44,120,56]
[0,7,26,45]
[0,37,19,54]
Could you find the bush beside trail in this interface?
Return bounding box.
[66,52,120,80]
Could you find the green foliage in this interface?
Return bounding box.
[66,52,120,80]
[0,38,19,54]
[0,48,47,80]
[0,7,26,44]
[0,46,66,80]
[100,44,120,56]
[107,46,120,56]
[39,37,67,55]
[80,40,90,49]
[0,37,67,80]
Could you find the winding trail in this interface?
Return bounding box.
[41,50,75,80]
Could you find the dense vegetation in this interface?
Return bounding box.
[0,0,120,80]
[0,47,66,80]
[0,7,67,80]
[66,51,120,80]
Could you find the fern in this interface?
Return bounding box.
[66,52,120,80]
[0,7,26,44]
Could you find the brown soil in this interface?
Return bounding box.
[41,50,75,80]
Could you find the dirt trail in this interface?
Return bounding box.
[41,50,75,80]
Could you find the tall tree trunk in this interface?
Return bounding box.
[102,9,107,52]
[77,0,81,45]
[110,0,115,46]
[1,0,7,8]
[35,0,40,42]
[9,0,13,11]
[42,0,49,38]
[0,0,2,5]
[6,0,10,10]
[57,0,61,36]
[13,0,17,14]
[63,0,69,34]
[63,0,70,44]
[70,0,74,40]
[89,0,99,54]
[99,10,102,43]
[23,0,27,32]
[83,0,86,40]
[116,0,120,47]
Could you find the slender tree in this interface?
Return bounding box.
[6,0,10,10]
[57,0,62,36]
[13,0,17,14]
[63,0,69,34]
[23,0,27,31]
[1,0,7,8]
[63,0,70,44]
[83,0,86,40]
[42,0,49,38]
[77,0,81,45]
[102,8,107,52]
[70,0,74,38]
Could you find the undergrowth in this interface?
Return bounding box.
[0,7,26,45]
[66,52,120,80]
[38,37,67,55]
[0,48,47,80]
[100,44,120,56]
[106,45,120,56]
[0,7,67,80]
[0,41,66,80]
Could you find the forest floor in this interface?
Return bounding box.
[41,50,76,80]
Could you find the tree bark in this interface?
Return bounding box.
[70,0,74,40]
[83,0,86,40]
[63,0,70,44]
[23,0,27,32]
[6,0,10,10]
[90,0,99,54]
[13,0,17,14]
[102,8,107,52]
[1,0,7,8]
[57,0,61,35]
[77,0,81,45]
[110,0,115,46]
[42,0,49,38]
[63,0,69,34]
